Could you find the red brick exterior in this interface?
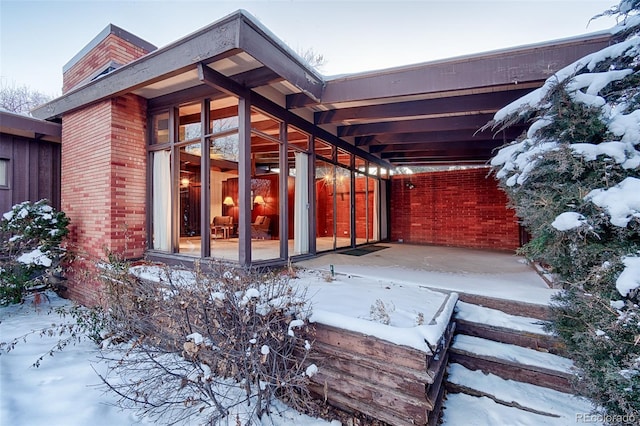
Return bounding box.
[390,168,520,251]
[61,94,147,305]
[63,33,151,94]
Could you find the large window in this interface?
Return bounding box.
[315,158,336,251]
[147,94,384,264]
[149,97,241,260]
[250,108,282,261]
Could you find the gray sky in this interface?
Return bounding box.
[0,0,620,96]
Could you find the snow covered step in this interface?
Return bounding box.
[446,363,596,421]
[457,293,551,320]
[449,334,575,392]
[455,301,566,354]
[442,392,597,426]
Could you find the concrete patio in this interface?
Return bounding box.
[296,243,557,306]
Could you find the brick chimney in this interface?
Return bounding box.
[62,24,156,94]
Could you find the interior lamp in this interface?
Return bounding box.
[253,195,265,205]
[223,196,235,206]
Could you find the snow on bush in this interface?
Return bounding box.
[585,177,640,227]
[0,200,69,305]
[551,212,588,231]
[616,256,640,296]
[488,1,640,419]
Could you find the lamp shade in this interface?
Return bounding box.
[223,196,235,206]
[253,195,265,205]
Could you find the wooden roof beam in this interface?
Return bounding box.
[286,92,319,109]
[382,147,495,160]
[370,139,503,154]
[198,62,249,98]
[338,113,494,137]
[364,127,524,147]
[230,66,283,88]
[315,88,533,125]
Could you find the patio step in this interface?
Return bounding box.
[442,392,596,426]
[456,292,551,320]
[441,297,593,425]
[446,363,594,422]
[454,301,567,355]
[449,334,574,392]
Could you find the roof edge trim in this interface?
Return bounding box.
[325,30,614,83]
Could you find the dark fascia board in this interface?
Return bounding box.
[33,10,325,120]
[321,32,614,105]
[237,12,324,101]
[33,13,243,120]
[0,110,61,142]
[63,23,158,73]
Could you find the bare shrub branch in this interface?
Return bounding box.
[96,260,317,424]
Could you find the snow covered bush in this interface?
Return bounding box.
[97,260,316,425]
[0,200,69,305]
[488,1,640,420]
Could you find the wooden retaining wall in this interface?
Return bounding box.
[307,321,455,426]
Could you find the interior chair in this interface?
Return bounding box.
[211,215,233,239]
[251,215,271,239]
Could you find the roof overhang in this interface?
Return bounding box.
[32,10,324,120]
[0,110,61,143]
[291,32,614,166]
[31,11,614,167]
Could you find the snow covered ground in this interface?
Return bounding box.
[0,291,339,426]
[0,251,576,426]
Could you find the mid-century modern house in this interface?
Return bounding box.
[31,10,614,303]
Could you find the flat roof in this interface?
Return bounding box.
[32,10,614,166]
[0,110,61,143]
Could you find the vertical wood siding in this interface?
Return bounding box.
[0,133,61,214]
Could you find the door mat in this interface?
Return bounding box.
[339,245,388,256]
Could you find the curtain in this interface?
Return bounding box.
[293,152,309,255]
[379,180,388,240]
[373,179,380,241]
[152,150,171,251]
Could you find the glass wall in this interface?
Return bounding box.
[335,149,352,248]
[149,97,242,261]
[148,94,384,264]
[209,97,240,261]
[315,157,336,252]
[250,108,282,261]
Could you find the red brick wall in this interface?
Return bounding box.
[63,33,151,93]
[109,94,147,258]
[60,94,147,305]
[390,168,520,251]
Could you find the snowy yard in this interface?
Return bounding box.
[0,249,578,426]
[0,264,455,426]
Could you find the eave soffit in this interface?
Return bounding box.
[31,10,324,120]
[0,111,62,142]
